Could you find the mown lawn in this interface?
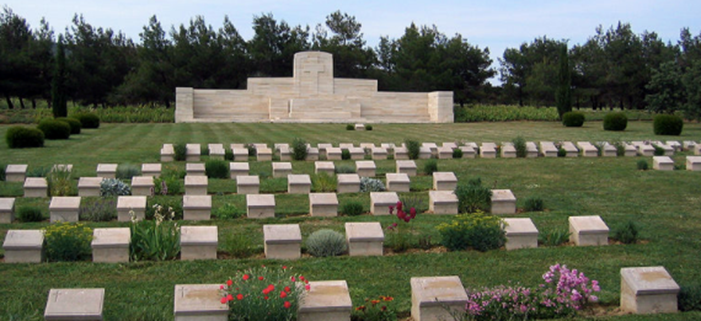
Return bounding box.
[1,121,701,320]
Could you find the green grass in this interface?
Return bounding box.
[2,121,701,320]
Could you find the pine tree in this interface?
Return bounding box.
[556,44,572,119]
[51,35,67,118]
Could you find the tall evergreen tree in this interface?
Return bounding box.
[556,44,572,119]
[51,35,67,117]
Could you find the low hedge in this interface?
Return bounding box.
[73,113,100,129]
[603,112,628,131]
[562,111,585,127]
[55,117,82,134]
[37,119,71,140]
[6,126,45,148]
[653,114,683,135]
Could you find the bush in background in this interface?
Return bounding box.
[437,211,505,252]
[55,117,82,134]
[365,124,373,130]
[454,178,492,213]
[37,119,71,140]
[5,126,44,148]
[73,112,100,129]
[603,112,628,131]
[637,159,649,171]
[346,124,354,130]
[43,222,93,262]
[341,201,364,216]
[513,136,527,158]
[653,114,683,135]
[679,285,701,312]
[16,206,44,222]
[405,139,420,159]
[341,149,351,160]
[116,163,141,179]
[562,111,585,127]
[291,137,308,161]
[306,229,347,257]
[205,159,228,179]
[423,159,438,175]
[173,143,187,161]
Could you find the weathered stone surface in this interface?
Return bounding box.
[569,215,609,246]
[428,191,458,214]
[433,172,457,191]
[229,162,250,179]
[667,141,682,152]
[44,288,104,321]
[345,222,383,256]
[50,196,81,223]
[503,218,538,250]
[620,266,680,314]
[622,143,638,157]
[348,147,365,160]
[526,142,539,158]
[174,284,228,321]
[298,280,353,321]
[422,142,438,156]
[411,276,468,321]
[5,164,27,182]
[24,177,48,197]
[186,144,201,162]
[237,175,260,194]
[0,197,15,223]
[500,142,516,158]
[315,161,335,176]
[208,144,225,159]
[539,141,558,157]
[264,224,302,259]
[354,123,365,131]
[186,163,206,176]
[231,146,249,161]
[91,228,130,263]
[278,145,292,161]
[437,146,453,159]
[337,174,360,193]
[372,147,388,160]
[686,156,701,171]
[183,195,212,221]
[326,147,342,160]
[273,162,293,178]
[309,193,338,217]
[131,176,154,196]
[78,177,103,197]
[181,226,218,260]
[561,142,579,157]
[653,156,674,171]
[683,141,696,151]
[370,192,399,215]
[3,229,44,263]
[318,143,333,158]
[307,147,320,161]
[418,146,432,159]
[247,194,276,219]
[117,196,147,222]
[396,160,417,176]
[480,143,496,158]
[257,147,273,161]
[459,145,476,158]
[386,173,410,192]
[161,144,175,162]
[631,141,654,156]
[600,142,618,157]
[490,189,516,215]
[394,146,409,160]
[142,163,162,177]
[356,161,376,177]
[96,164,118,179]
[442,142,458,149]
[288,174,311,194]
[339,143,354,150]
[576,142,598,157]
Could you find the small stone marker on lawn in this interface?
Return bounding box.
[5,164,27,182]
[173,284,228,321]
[396,160,417,177]
[686,156,701,171]
[526,142,538,158]
[600,142,617,157]
[44,288,104,321]
[237,175,260,194]
[429,191,458,214]
[569,215,609,246]
[422,142,438,156]
[620,266,680,314]
[91,228,130,263]
[683,140,696,151]
[433,172,457,191]
[229,162,249,179]
[411,276,468,321]
[231,145,248,161]
[349,147,365,160]
[418,146,432,159]
[298,280,353,321]
[318,143,332,158]
[442,142,458,149]
[3,229,44,263]
[339,143,354,150]
[263,224,302,259]
[652,156,674,171]
[386,173,410,192]
[78,177,103,197]
[372,147,388,160]
[667,141,681,152]
[576,142,598,157]
[186,144,201,161]
[500,142,516,158]
[561,142,578,157]
[182,195,212,221]
[503,218,538,250]
[337,174,360,193]
[96,164,118,179]
[309,193,338,217]
[307,147,319,160]
[288,174,311,194]
[315,161,335,175]
[360,142,375,150]
[393,146,409,160]
[370,192,399,215]
[50,196,81,223]
[208,144,225,160]
[345,222,384,256]
[141,163,162,177]
[437,146,453,159]
[326,147,342,160]
[480,143,497,158]
[161,144,175,162]
[24,177,48,197]
[256,146,273,161]
[490,189,516,215]
[459,145,476,158]
[247,194,276,219]
[355,123,365,130]
[0,197,15,223]
[185,175,208,195]
[631,141,654,157]
[622,143,638,157]
[356,161,376,177]
[539,141,558,157]
[117,196,147,222]
[131,176,154,196]
[273,162,293,178]
[180,226,218,260]
[277,145,291,161]
[186,163,206,176]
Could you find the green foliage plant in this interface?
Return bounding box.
[452,148,463,158]
[360,177,385,192]
[603,112,628,131]
[652,144,665,156]
[246,144,256,156]
[353,295,397,321]
[221,231,254,258]
[27,166,50,177]
[37,119,71,139]
[312,172,337,193]
[538,227,571,246]
[346,124,354,130]
[43,222,93,262]
[562,111,585,127]
[523,197,544,212]
[55,117,81,134]
[47,168,75,196]
[423,159,438,175]
[173,143,187,161]
[146,198,183,220]
[79,198,117,222]
[678,285,701,312]
[52,35,68,118]
[341,201,364,216]
[5,126,44,148]
[341,149,351,160]
[214,203,243,219]
[100,178,131,196]
[224,149,234,161]
[154,167,185,196]
[436,211,505,252]
[653,114,683,135]
[201,145,209,156]
[116,163,141,179]
[306,229,347,257]
[557,147,567,157]
[16,206,44,222]
[454,178,492,213]
[613,221,639,244]
[405,139,420,160]
[365,124,373,131]
[205,159,229,179]
[0,165,5,181]
[291,137,308,161]
[73,112,100,129]
[556,44,573,119]
[512,136,527,158]
[334,165,355,174]
[130,206,180,261]
[637,159,649,171]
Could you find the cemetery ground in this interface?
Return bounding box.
[1,121,701,320]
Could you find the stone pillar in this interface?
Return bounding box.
[293,51,334,96]
[175,87,194,123]
[428,91,454,123]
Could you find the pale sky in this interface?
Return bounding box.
[3,0,700,82]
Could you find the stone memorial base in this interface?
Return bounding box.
[183,195,212,221]
[288,174,311,194]
[44,288,104,321]
[337,174,360,193]
[174,284,228,321]
[298,280,353,321]
[91,228,130,263]
[356,161,376,177]
[437,146,453,159]
[653,156,674,171]
[569,215,609,246]
[142,163,162,177]
[620,266,680,314]
[181,226,218,260]
[315,161,335,176]
[186,144,201,162]
[5,164,27,182]
[577,142,598,157]
[3,229,44,263]
[433,172,457,191]
[24,177,48,197]
[428,191,458,214]
[686,156,701,171]
[0,198,16,223]
[386,173,410,192]
[185,175,208,195]
[396,160,417,177]
[117,196,147,222]
[161,144,174,162]
[372,147,388,160]
[257,148,273,161]
[411,276,468,321]
[131,176,154,196]
[273,162,293,178]
[229,162,250,179]
[309,193,338,217]
[490,189,516,215]
[78,177,103,197]
[394,147,409,160]
[503,218,538,250]
[264,224,302,259]
[50,196,81,223]
[186,163,206,176]
[247,194,276,219]
[96,164,118,179]
[237,175,260,194]
[370,192,399,215]
[345,222,384,256]
[539,141,558,157]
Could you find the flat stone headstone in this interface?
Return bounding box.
[257,147,273,161]
[600,142,618,157]
[253,143,268,151]
[141,163,162,177]
[356,161,376,177]
[459,145,476,158]
[396,160,417,177]
[480,143,496,158]
[96,163,118,179]
[3,229,44,263]
[131,176,154,196]
[652,141,674,156]
[288,174,312,194]
[117,196,147,222]
[49,196,81,223]
[371,147,388,160]
[180,226,217,260]
[326,147,342,160]
[0,197,15,223]
[24,177,48,197]
[298,280,353,321]
[263,224,302,259]
[5,164,28,182]
[381,143,396,150]
[161,144,174,162]
[229,162,250,179]
[500,143,516,158]
[307,147,320,161]
[411,276,468,321]
[686,156,701,171]
[185,175,208,195]
[370,192,399,215]
[539,141,558,157]
[186,163,206,176]
[561,142,578,157]
[422,142,438,155]
[490,189,516,215]
[173,284,228,321]
[653,156,674,171]
[667,141,682,152]
[354,123,365,130]
[309,193,339,217]
[247,194,275,219]
[622,143,638,157]
[273,162,293,178]
[428,190,458,214]
[337,174,360,193]
[91,228,130,263]
[44,288,104,321]
[437,146,453,159]
[576,142,598,157]
[631,141,654,156]
[349,147,365,160]
[442,142,458,149]
[418,146,432,159]
[230,143,246,149]
[231,147,249,161]
[186,144,201,162]
[183,195,212,221]
[315,161,335,176]
[78,177,103,197]
[620,266,680,314]
[433,172,457,191]
[386,173,410,192]
[393,146,409,160]
[237,175,260,194]
[526,142,539,158]
[278,145,292,161]
[569,215,609,246]
[318,143,333,158]
[503,218,538,250]
[683,140,696,151]
[208,144,225,159]
[345,222,384,256]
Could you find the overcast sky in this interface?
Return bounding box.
[3,0,700,82]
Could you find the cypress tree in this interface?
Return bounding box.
[556,44,572,120]
[51,35,67,118]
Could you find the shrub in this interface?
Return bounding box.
[16,206,44,222]
[334,165,355,173]
[454,178,492,213]
[214,203,243,220]
[55,117,81,134]
[341,201,364,216]
[423,159,438,175]
[360,177,385,192]
[37,119,71,139]
[173,143,187,161]
[0,165,4,181]
[365,124,373,131]
[306,229,347,257]
[224,149,234,161]
[513,136,527,158]
[437,211,505,252]
[73,112,100,128]
[405,139,420,159]
[452,148,463,158]
[603,112,628,131]
[286,137,308,161]
[523,197,544,212]
[5,126,45,148]
[340,149,350,160]
[679,284,701,312]
[100,178,131,196]
[557,147,567,157]
[562,111,585,127]
[200,145,209,156]
[79,198,117,222]
[130,204,180,261]
[221,231,255,258]
[637,159,649,171]
[27,166,50,177]
[116,163,141,179]
[346,124,354,130]
[652,144,665,156]
[146,198,183,220]
[205,159,228,179]
[47,168,74,196]
[43,222,93,262]
[312,172,337,192]
[538,227,571,246]
[613,220,639,244]
[246,143,256,156]
[611,140,626,156]
[654,114,683,135]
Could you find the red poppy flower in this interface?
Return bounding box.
[305,280,309,284]
[226,294,233,301]
[242,274,250,281]
[226,279,233,286]
[280,291,287,298]
[220,297,227,304]
[282,266,287,269]
[305,284,311,291]
[284,286,291,293]
[396,201,403,211]
[299,276,305,281]
[355,305,366,311]
[264,295,269,300]
[236,294,243,301]
[258,276,264,281]
[284,301,291,309]
[220,285,224,290]
[291,276,296,282]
